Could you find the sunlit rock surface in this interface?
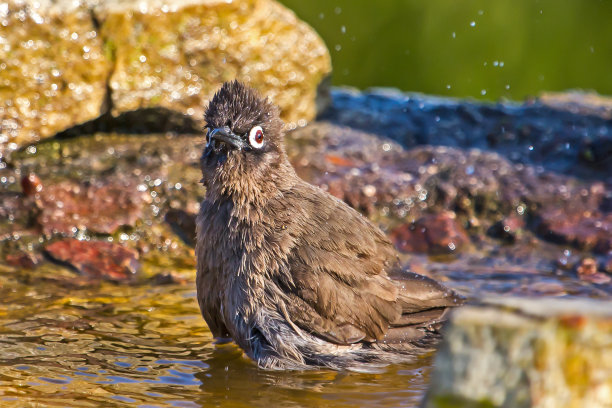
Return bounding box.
[0,88,610,293]
[0,1,111,152]
[0,0,331,152]
[424,297,612,408]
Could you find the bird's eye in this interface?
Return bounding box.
[248,126,265,149]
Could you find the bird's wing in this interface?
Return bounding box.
[274,182,460,346]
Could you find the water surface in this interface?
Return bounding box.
[0,274,430,407]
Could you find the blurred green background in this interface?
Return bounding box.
[278,0,612,101]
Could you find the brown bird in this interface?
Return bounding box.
[196,81,463,371]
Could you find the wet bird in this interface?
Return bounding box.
[196,81,463,371]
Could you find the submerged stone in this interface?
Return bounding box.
[424,297,612,408]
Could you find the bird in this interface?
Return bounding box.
[195,80,463,371]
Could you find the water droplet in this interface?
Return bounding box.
[341,25,346,34]
[481,89,487,95]
[470,21,476,27]
[334,7,342,14]
[334,44,341,51]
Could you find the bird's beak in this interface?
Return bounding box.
[209,127,245,150]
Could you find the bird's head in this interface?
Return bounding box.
[201,81,292,199]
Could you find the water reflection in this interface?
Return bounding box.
[0,277,429,407]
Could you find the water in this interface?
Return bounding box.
[279,0,612,101]
[0,275,429,407]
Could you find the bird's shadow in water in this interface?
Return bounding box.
[193,342,433,407]
[196,343,350,395]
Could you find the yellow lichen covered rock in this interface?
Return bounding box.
[424,297,612,408]
[0,1,111,152]
[0,0,331,153]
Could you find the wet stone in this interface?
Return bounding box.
[390,212,469,255]
[537,208,612,254]
[487,215,526,243]
[1,0,331,152]
[4,251,40,269]
[150,272,188,286]
[37,179,149,236]
[577,258,612,285]
[20,173,43,197]
[424,297,612,408]
[44,239,140,282]
[321,88,612,181]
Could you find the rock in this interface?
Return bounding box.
[577,258,611,285]
[605,256,612,274]
[321,88,612,181]
[4,251,40,269]
[150,271,187,285]
[37,179,149,235]
[0,0,331,152]
[287,122,608,227]
[488,215,526,243]
[0,0,112,153]
[389,212,469,255]
[537,208,612,254]
[44,238,139,282]
[0,191,37,240]
[538,91,612,120]
[424,297,612,408]
[20,173,43,197]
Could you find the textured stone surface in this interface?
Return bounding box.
[0,0,331,152]
[0,0,111,152]
[389,212,469,255]
[424,297,612,408]
[1,89,611,298]
[321,88,612,181]
[44,238,140,282]
[36,179,150,235]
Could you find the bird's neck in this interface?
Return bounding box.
[205,160,297,216]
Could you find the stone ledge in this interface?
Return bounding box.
[424,297,612,408]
